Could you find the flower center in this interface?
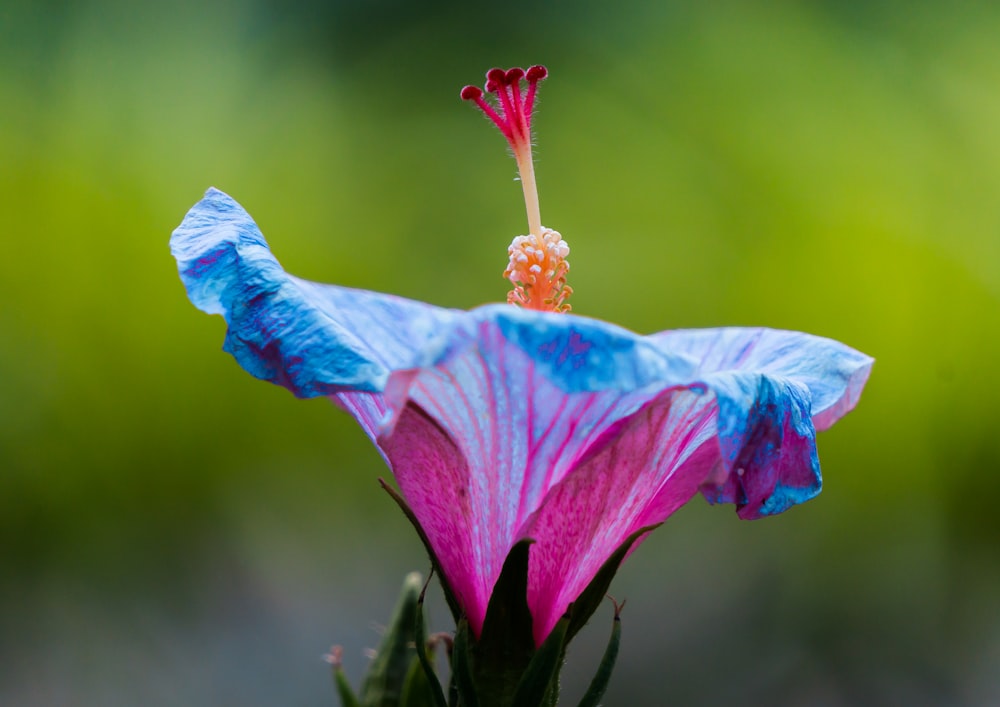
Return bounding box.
[462,65,572,313]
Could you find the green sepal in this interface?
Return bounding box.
[472,539,537,701]
[400,654,440,707]
[451,619,480,707]
[360,572,425,707]
[575,601,624,707]
[414,579,449,707]
[565,523,660,642]
[509,613,570,707]
[332,659,362,707]
[379,478,463,623]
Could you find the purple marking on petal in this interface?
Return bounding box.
[706,373,821,519]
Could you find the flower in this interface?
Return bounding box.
[170,66,872,650]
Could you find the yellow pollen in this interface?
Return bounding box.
[504,228,573,312]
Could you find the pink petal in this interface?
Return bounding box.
[377,316,689,634]
[378,402,483,622]
[518,387,720,644]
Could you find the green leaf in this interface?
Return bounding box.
[400,655,440,707]
[575,600,624,707]
[566,524,660,642]
[379,478,462,623]
[472,539,537,700]
[509,615,569,707]
[414,579,449,707]
[327,647,362,707]
[451,619,480,707]
[447,672,459,707]
[361,572,424,707]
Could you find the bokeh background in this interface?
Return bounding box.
[3,0,999,704]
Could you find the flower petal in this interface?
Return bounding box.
[170,188,459,437]
[649,328,873,430]
[648,328,873,519]
[377,402,480,619]
[519,386,720,644]
[377,308,698,634]
[700,371,821,518]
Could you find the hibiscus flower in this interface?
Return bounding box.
[171,65,872,706]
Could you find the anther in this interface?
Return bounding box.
[503,228,572,312]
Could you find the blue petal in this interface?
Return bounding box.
[170,188,459,397]
[648,328,873,519]
[171,191,872,525]
[649,328,873,430]
[431,305,697,392]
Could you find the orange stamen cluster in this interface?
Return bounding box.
[504,229,572,312]
[462,65,573,313]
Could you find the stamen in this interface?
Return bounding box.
[503,228,572,312]
[463,65,572,313]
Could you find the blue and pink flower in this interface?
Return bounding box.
[171,66,872,653]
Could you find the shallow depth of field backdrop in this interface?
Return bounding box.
[3,1,999,705]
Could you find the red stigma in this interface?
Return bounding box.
[461,65,548,150]
[460,85,483,101]
[462,63,553,258]
[525,65,547,82]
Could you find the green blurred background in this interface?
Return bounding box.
[3,0,999,704]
